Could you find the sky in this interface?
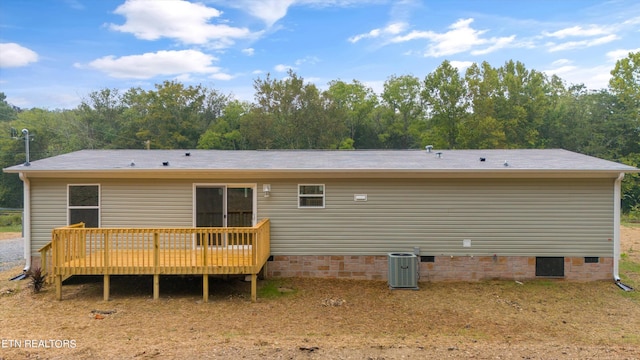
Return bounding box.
[0,0,639,110]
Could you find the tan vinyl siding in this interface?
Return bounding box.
[101,179,192,227]
[30,179,68,255]
[29,177,614,258]
[258,178,614,257]
[29,178,260,255]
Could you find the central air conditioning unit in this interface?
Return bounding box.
[388,253,419,289]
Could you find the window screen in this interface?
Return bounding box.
[68,185,99,228]
[298,184,324,208]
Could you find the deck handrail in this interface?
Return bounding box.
[49,219,270,301]
[38,242,52,283]
[39,222,85,283]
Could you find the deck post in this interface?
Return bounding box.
[203,275,209,303]
[250,273,257,302]
[153,233,159,300]
[153,274,160,300]
[55,275,62,300]
[104,274,110,301]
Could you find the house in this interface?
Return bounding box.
[3,148,637,300]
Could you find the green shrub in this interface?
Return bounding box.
[622,206,640,224]
[0,213,21,227]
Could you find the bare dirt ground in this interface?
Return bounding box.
[0,232,21,241]
[0,228,639,360]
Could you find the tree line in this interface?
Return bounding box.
[1,53,639,213]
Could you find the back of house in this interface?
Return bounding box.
[4,148,637,283]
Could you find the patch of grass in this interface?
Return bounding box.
[258,279,297,299]
[621,260,640,273]
[619,258,640,301]
[527,279,559,288]
[0,224,21,232]
[622,211,640,226]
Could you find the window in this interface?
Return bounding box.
[68,185,99,228]
[298,184,324,208]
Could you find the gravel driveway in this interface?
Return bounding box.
[0,237,24,272]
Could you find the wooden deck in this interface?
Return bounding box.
[40,219,270,302]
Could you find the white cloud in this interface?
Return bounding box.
[210,72,234,80]
[449,61,473,72]
[348,22,408,43]
[388,18,515,57]
[274,64,295,72]
[547,34,619,52]
[83,50,223,79]
[229,0,296,27]
[294,56,320,66]
[242,48,255,56]
[0,43,38,68]
[543,63,612,90]
[551,58,573,66]
[223,0,384,27]
[606,48,640,62]
[623,16,640,26]
[542,25,610,39]
[544,65,578,77]
[110,0,252,46]
[471,35,516,55]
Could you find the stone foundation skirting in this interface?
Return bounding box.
[266,255,613,281]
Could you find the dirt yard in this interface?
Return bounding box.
[0,227,639,359]
[0,232,21,241]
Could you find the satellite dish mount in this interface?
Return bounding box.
[16,128,32,166]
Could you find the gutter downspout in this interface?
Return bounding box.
[613,172,624,281]
[19,172,31,273]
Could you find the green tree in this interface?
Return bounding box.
[462,62,506,148]
[120,81,229,149]
[0,92,18,123]
[608,51,640,156]
[495,60,546,148]
[0,92,22,206]
[422,60,469,148]
[324,80,379,148]
[76,88,124,149]
[379,75,424,149]
[198,100,251,150]
[248,71,345,149]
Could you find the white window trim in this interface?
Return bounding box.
[67,184,101,227]
[298,184,325,209]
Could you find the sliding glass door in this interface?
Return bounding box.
[195,185,255,246]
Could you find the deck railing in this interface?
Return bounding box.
[46,219,270,302]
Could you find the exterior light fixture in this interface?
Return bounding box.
[263,184,271,197]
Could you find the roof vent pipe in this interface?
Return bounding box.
[425,145,433,153]
[436,152,443,159]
